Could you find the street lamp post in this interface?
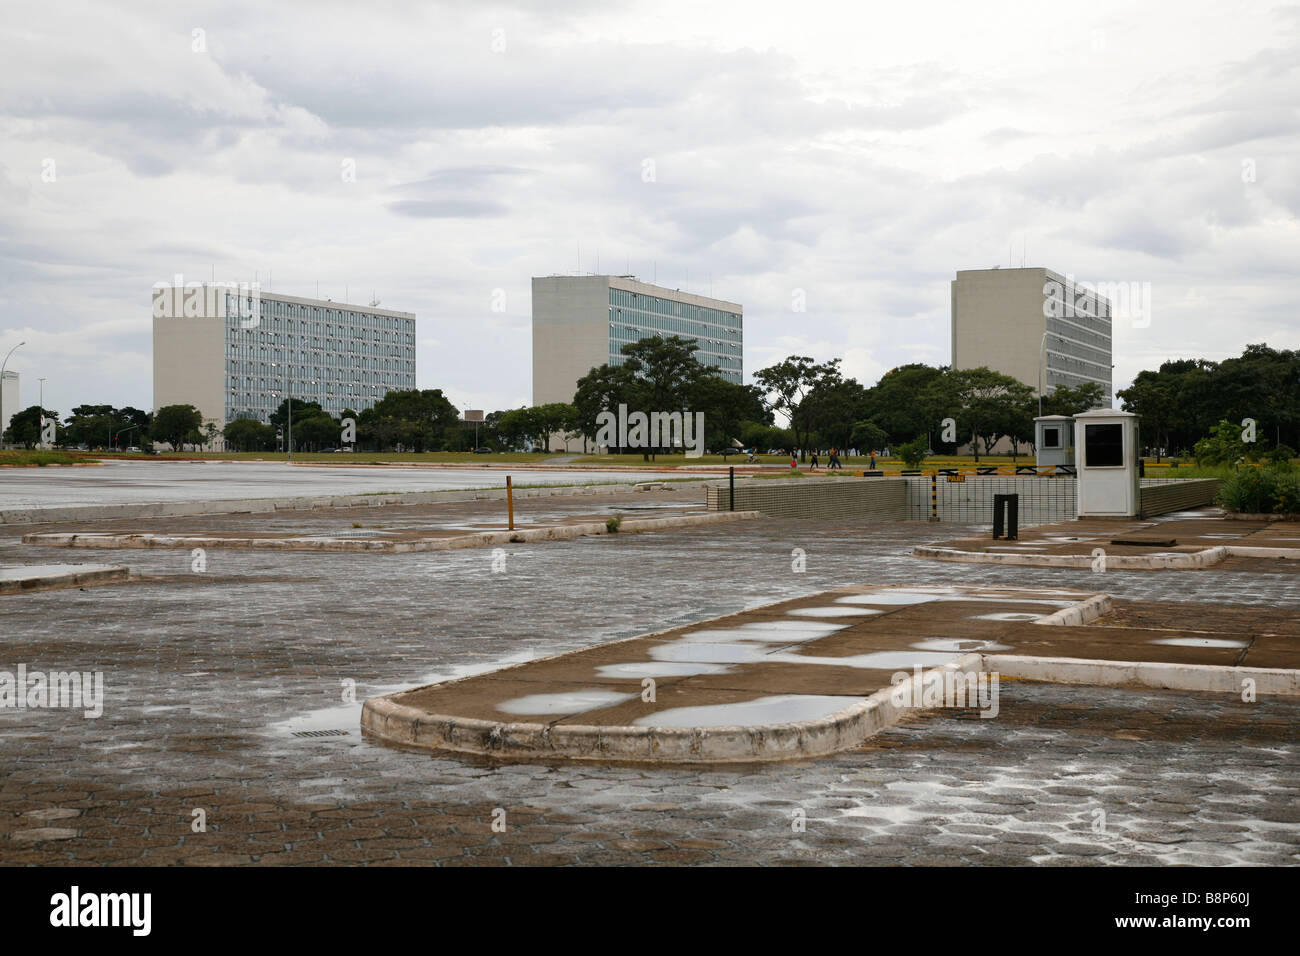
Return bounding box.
[0,340,25,447]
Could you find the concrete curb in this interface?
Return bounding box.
[983,654,1300,696]
[912,543,1300,570]
[0,565,130,595]
[360,653,986,764]
[0,479,707,526]
[23,511,764,554]
[1032,593,1113,626]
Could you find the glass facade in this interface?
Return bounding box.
[1045,287,1112,394]
[606,286,742,384]
[223,294,417,422]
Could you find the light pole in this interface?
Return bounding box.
[37,377,47,448]
[0,340,25,447]
[1038,330,1055,419]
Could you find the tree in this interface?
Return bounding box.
[861,364,949,446]
[943,368,1035,461]
[850,420,888,455]
[3,406,58,448]
[804,376,870,450]
[754,356,842,461]
[690,376,770,452]
[223,418,277,452]
[573,364,629,451]
[152,404,203,452]
[356,390,459,452]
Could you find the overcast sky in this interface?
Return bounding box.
[2,0,1297,418]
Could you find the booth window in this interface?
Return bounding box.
[1084,423,1124,466]
[1043,426,1061,449]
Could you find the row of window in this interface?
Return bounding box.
[226,296,414,331]
[608,289,742,328]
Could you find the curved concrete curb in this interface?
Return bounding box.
[23,511,763,554]
[0,564,129,595]
[1033,594,1112,626]
[912,543,1300,570]
[361,653,985,764]
[0,479,706,526]
[983,654,1300,696]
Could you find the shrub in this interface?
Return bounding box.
[1216,466,1300,514]
[1194,420,1248,467]
[897,437,928,470]
[1265,443,1296,466]
[605,516,622,533]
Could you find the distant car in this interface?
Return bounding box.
[474,447,492,453]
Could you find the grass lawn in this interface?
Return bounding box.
[0,450,83,466]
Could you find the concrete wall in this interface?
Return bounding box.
[531,276,613,407]
[0,370,18,439]
[152,289,225,428]
[1139,478,1220,518]
[952,266,1112,400]
[706,477,907,519]
[904,475,1077,525]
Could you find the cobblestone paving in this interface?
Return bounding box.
[3,514,1298,865]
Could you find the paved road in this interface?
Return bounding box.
[2,514,1297,865]
[0,460,685,510]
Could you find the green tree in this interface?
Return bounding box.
[223,418,277,452]
[152,404,203,452]
[754,356,842,461]
[3,406,58,448]
[943,368,1035,461]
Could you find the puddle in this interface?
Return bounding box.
[680,622,846,643]
[632,694,862,728]
[270,650,543,737]
[1151,637,1250,649]
[836,592,938,606]
[911,638,1012,652]
[972,612,1043,622]
[786,606,884,618]
[497,689,637,715]
[650,642,775,664]
[594,662,733,678]
[0,563,120,579]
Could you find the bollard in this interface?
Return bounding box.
[992,493,1019,540]
[506,475,515,531]
[729,466,735,512]
[929,473,938,522]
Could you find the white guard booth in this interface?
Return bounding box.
[1034,415,1074,468]
[1074,409,1141,517]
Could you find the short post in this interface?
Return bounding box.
[992,493,1019,540]
[729,466,735,512]
[506,475,515,531]
[929,473,938,522]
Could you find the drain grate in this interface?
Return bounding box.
[292,728,351,738]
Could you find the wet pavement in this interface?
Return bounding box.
[2,510,1299,865]
[0,459,692,511]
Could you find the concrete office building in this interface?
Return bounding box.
[531,275,743,407]
[1,370,19,440]
[153,284,416,431]
[951,267,1112,403]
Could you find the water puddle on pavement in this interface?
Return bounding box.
[269,650,543,738]
[1151,637,1250,649]
[630,694,862,727]
[787,605,884,618]
[497,689,637,715]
